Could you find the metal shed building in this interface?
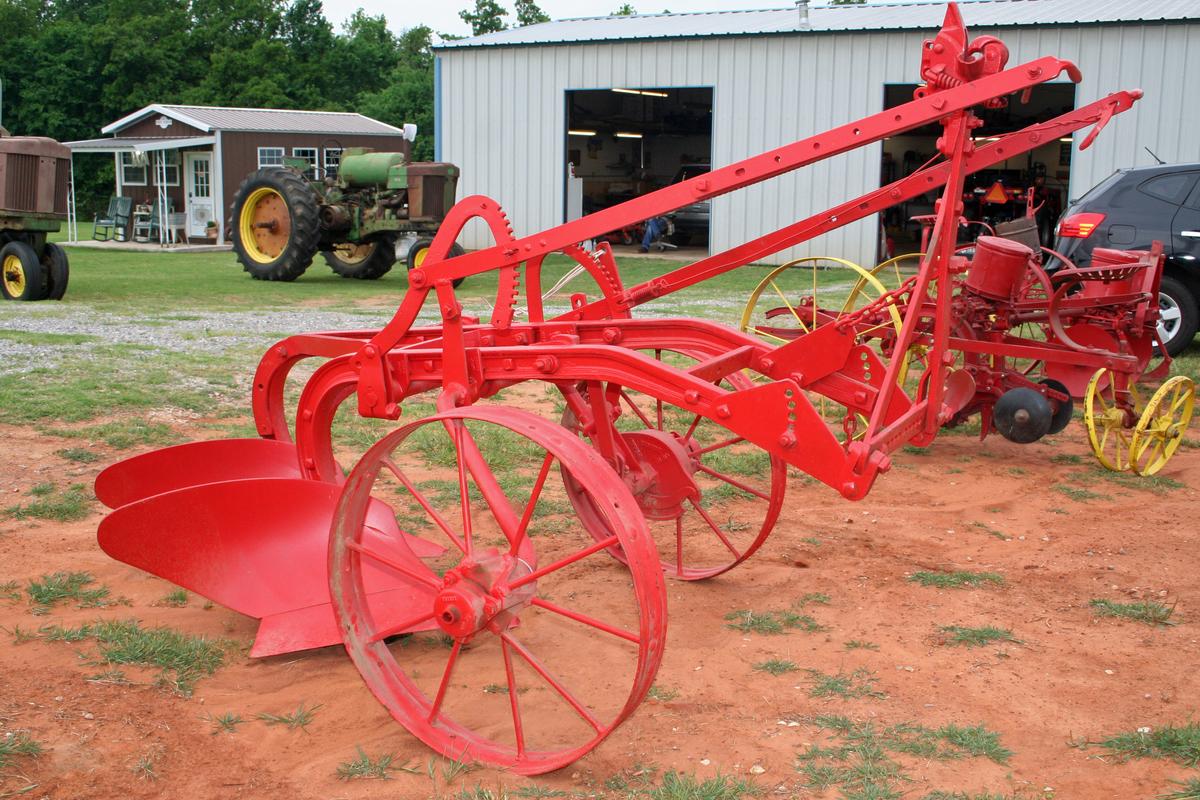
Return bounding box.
[433,0,1200,265]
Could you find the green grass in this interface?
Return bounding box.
[55,447,101,463]
[1051,484,1104,502]
[6,483,93,522]
[646,771,761,799]
[724,609,824,635]
[923,793,1021,800]
[939,626,1018,648]
[0,731,43,768]
[41,619,227,695]
[1097,723,1200,766]
[205,711,244,734]
[1159,777,1200,799]
[1090,598,1176,626]
[258,702,321,730]
[845,640,880,651]
[26,571,110,609]
[807,668,886,699]
[795,592,831,607]
[337,746,404,780]
[45,419,181,450]
[907,570,1004,589]
[754,658,799,676]
[159,588,189,607]
[646,685,679,702]
[970,521,1012,541]
[799,716,1013,799]
[0,580,21,602]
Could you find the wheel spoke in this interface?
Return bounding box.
[694,435,745,456]
[346,540,441,589]
[368,609,438,643]
[619,390,655,429]
[694,463,771,501]
[682,413,703,443]
[501,639,526,756]
[768,279,810,333]
[502,633,603,734]
[749,326,789,343]
[507,535,620,591]
[452,423,475,556]
[382,458,467,554]
[428,639,463,723]
[687,497,743,558]
[509,452,555,557]
[530,597,640,643]
[675,517,683,574]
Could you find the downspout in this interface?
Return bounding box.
[434,55,443,162]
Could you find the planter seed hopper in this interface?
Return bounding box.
[95,5,1191,774]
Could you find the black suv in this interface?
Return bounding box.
[1052,163,1200,355]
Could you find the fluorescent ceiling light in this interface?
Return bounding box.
[615,132,644,139]
[568,129,597,136]
[1058,137,1073,142]
[612,88,669,98]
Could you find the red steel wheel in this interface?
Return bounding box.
[561,348,786,581]
[330,405,667,774]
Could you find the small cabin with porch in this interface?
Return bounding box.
[66,104,411,244]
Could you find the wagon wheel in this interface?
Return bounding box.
[330,405,666,775]
[1130,376,1195,476]
[1083,367,1134,472]
[560,350,786,580]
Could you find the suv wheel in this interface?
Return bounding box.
[1157,275,1198,356]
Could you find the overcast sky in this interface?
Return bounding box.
[319,0,817,40]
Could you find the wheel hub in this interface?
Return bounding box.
[434,549,534,640]
[621,430,699,520]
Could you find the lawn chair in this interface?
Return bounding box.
[132,199,174,244]
[93,197,132,241]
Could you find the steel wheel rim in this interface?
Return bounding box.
[2,254,25,297]
[239,187,291,263]
[330,405,666,774]
[560,349,786,581]
[1130,376,1195,475]
[1157,291,1181,345]
[1084,367,1131,471]
[333,242,377,264]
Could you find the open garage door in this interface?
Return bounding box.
[879,83,1076,258]
[565,87,712,255]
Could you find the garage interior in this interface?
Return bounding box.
[565,87,712,253]
[879,83,1076,259]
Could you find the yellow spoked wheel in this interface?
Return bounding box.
[1130,376,1195,475]
[1084,367,1134,472]
[739,256,903,343]
[2,253,25,298]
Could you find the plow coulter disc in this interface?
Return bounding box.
[98,478,442,657]
[330,406,667,775]
[560,349,786,581]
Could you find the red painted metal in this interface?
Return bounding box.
[95,3,1153,772]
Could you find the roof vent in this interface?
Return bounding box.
[796,0,810,30]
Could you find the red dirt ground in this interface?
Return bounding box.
[1,415,1197,799]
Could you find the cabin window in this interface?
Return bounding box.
[293,147,319,179]
[257,147,285,169]
[324,147,342,180]
[120,152,147,185]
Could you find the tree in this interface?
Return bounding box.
[612,3,636,15]
[460,0,508,36]
[514,0,549,26]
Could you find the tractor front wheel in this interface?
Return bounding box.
[230,168,321,281]
[1,241,47,301]
[322,238,396,280]
[407,237,466,288]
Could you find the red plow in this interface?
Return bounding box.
[95,5,1192,774]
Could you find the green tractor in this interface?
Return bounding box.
[0,133,71,301]
[230,148,463,282]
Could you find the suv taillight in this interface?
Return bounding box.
[1057,212,1106,238]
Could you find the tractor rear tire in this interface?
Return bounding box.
[230,168,321,282]
[42,243,70,300]
[406,238,466,288]
[322,238,396,280]
[1,241,47,301]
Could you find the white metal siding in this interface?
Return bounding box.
[440,23,1200,265]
